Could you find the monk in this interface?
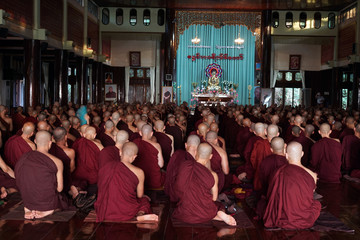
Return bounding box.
[99,130,129,169]
[341,124,360,176]
[165,114,184,150]
[118,114,137,137]
[235,118,253,156]
[97,120,116,147]
[49,127,75,194]
[209,122,226,151]
[69,117,81,139]
[339,116,355,142]
[172,143,236,226]
[330,121,342,139]
[11,106,25,133]
[206,131,229,192]
[264,142,320,229]
[194,123,209,143]
[129,120,147,142]
[310,123,342,183]
[91,115,102,134]
[293,125,314,167]
[37,120,51,132]
[237,123,264,181]
[15,131,72,219]
[153,120,174,167]
[165,135,200,202]
[4,122,36,168]
[72,126,104,192]
[0,155,17,199]
[133,124,165,189]
[95,142,158,222]
[251,124,279,191]
[61,120,76,147]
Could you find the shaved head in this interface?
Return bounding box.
[292,126,301,136]
[105,120,115,130]
[37,121,49,131]
[125,114,134,123]
[267,124,279,139]
[141,124,153,137]
[294,115,303,125]
[286,141,303,163]
[122,142,138,158]
[186,135,200,147]
[53,127,67,142]
[35,131,52,147]
[116,130,129,144]
[22,122,35,135]
[319,123,331,134]
[271,137,285,153]
[197,143,213,160]
[198,123,209,136]
[80,124,89,134]
[136,120,147,132]
[305,124,315,135]
[210,122,219,132]
[61,120,71,130]
[355,124,360,133]
[205,131,218,142]
[254,122,265,135]
[85,126,96,136]
[333,121,342,131]
[111,112,120,122]
[346,116,355,125]
[154,120,165,131]
[93,116,101,125]
[243,118,251,127]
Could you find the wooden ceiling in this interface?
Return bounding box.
[92,0,356,11]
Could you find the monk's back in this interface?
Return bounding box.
[15,151,59,211]
[4,135,32,168]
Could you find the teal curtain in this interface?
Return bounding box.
[175,24,255,105]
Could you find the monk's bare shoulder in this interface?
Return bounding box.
[93,140,104,150]
[165,133,174,141]
[26,140,36,150]
[330,138,340,143]
[126,163,145,181]
[301,165,317,184]
[44,152,63,171]
[63,147,75,158]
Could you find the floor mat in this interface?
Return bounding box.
[311,211,355,233]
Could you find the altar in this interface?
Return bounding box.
[193,93,235,106]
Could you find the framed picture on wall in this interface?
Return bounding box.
[105,72,113,83]
[129,51,141,67]
[105,84,117,101]
[162,86,173,104]
[289,55,301,70]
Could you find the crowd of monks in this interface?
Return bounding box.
[0,102,359,230]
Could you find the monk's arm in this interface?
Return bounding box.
[68,149,76,173]
[0,131,2,148]
[52,157,64,192]
[220,151,230,175]
[0,157,15,178]
[211,172,219,201]
[136,169,145,198]
[156,144,164,168]
[170,135,174,156]
[8,119,13,132]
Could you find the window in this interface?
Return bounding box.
[116,8,123,25]
[314,12,321,29]
[88,0,98,18]
[158,9,165,26]
[272,12,279,28]
[275,71,303,107]
[130,9,137,26]
[339,5,357,23]
[285,12,293,28]
[328,13,336,29]
[102,8,109,25]
[340,72,354,109]
[143,9,151,26]
[299,12,307,29]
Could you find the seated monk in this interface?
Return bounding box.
[95,142,158,222]
[15,131,73,219]
[341,124,360,176]
[91,116,102,135]
[37,120,51,132]
[339,116,355,142]
[292,125,314,167]
[209,122,226,151]
[11,106,25,134]
[61,120,76,147]
[165,114,184,151]
[99,130,129,169]
[97,120,116,147]
[153,120,174,168]
[69,117,82,139]
[165,135,200,202]
[129,120,147,142]
[330,121,342,139]
[192,123,209,143]
[235,118,253,156]
[72,126,104,192]
[49,127,76,194]
[237,123,263,181]
[0,155,18,199]
[119,114,137,137]
[251,124,279,191]
[4,122,36,168]
[172,143,236,226]
[263,142,321,229]
[206,131,229,192]
[133,124,165,189]
[310,123,342,183]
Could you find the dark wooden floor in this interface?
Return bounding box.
[0,178,359,240]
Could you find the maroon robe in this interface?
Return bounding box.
[67,138,74,148]
[172,159,218,224]
[293,135,314,167]
[311,138,342,183]
[0,170,17,190]
[129,132,141,142]
[72,138,101,185]
[165,125,183,150]
[341,135,360,173]
[339,128,354,142]
[263,164,321,229]
[91,124,101,135]
[250,138,272,191]
[11,113,25,133]
[194,118,204,130]
[235,126,253,155]
[284,124,295,143]
[118,124,134,137]
[236,135,262,180]
[330,129,341,139]
[49,143,72,193]
[224,117,238,149]
[4,135,33,169]
[209,145,225,192]
[24,116,38,125]
[15,151,71,211]
[153,132,172,167]
[133,139,165,188]
[69,127,81,139]
[95,161,151,222]
[97,132,115,147]
[98,146,120,169]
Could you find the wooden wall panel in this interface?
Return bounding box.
[338,22,356,60]
[321,39,334,65]
[68,6,84,48]
[40,0,63,41]
[102,39,111,58]
[88,19,99,54]
[0,0,33,27]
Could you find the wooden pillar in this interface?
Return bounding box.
[61,50,69,106]
[76,57,84,105]
[24,39,41,107]
[261,10,272,88]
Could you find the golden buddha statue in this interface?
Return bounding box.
[207,70,221,92]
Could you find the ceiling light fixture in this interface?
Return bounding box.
[191,24,200,44]
[234,31,244,45]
